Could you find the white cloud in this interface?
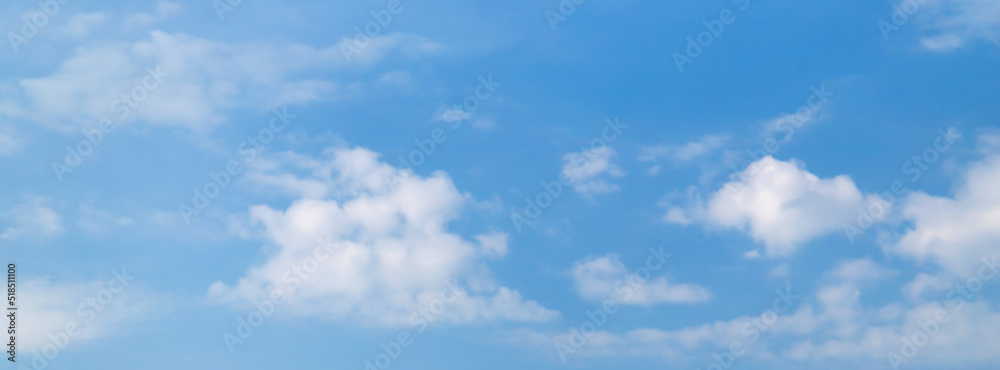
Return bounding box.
[571,254,711,305]
[761,108,822,139]
[475,232,508,258]
[511,299,801,364]
[1,198,64,241]
[667,156,872,256]
[17,273,153,353]
[561,147,625,197]
[209,146,558,326]
[516,263,1000,369]
[435,108,495,130]
[439,108,471,123]
[921,34,965,52]
[976,129,1000,153]
[779,269,1000,366]
[784,301,1000,365]
[2,31,438,132]
[889,149,1000,275]
[901,273,951,301]
[638,135,730,164]
[911,0,1000,52]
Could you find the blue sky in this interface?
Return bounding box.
[2,0,1000,369]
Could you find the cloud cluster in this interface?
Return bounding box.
[2,31,438,132]
[209,147,558,326]
[518,258,1000,368]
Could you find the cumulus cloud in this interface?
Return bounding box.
[2,31,438,132]
[667,156,872,256]
[571,254,711,305]
[889,148,1000,275]
[209,146,558,326]
[561,147,625,197]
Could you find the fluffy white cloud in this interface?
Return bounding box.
[783,300,1000,366]
[668,156,872,256]
[2,31,438,132]
[779,259,1000,365]
[889,150,1000,275]
[561,147,625,197]
[571,254,710,305]
[209,147,558,326]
